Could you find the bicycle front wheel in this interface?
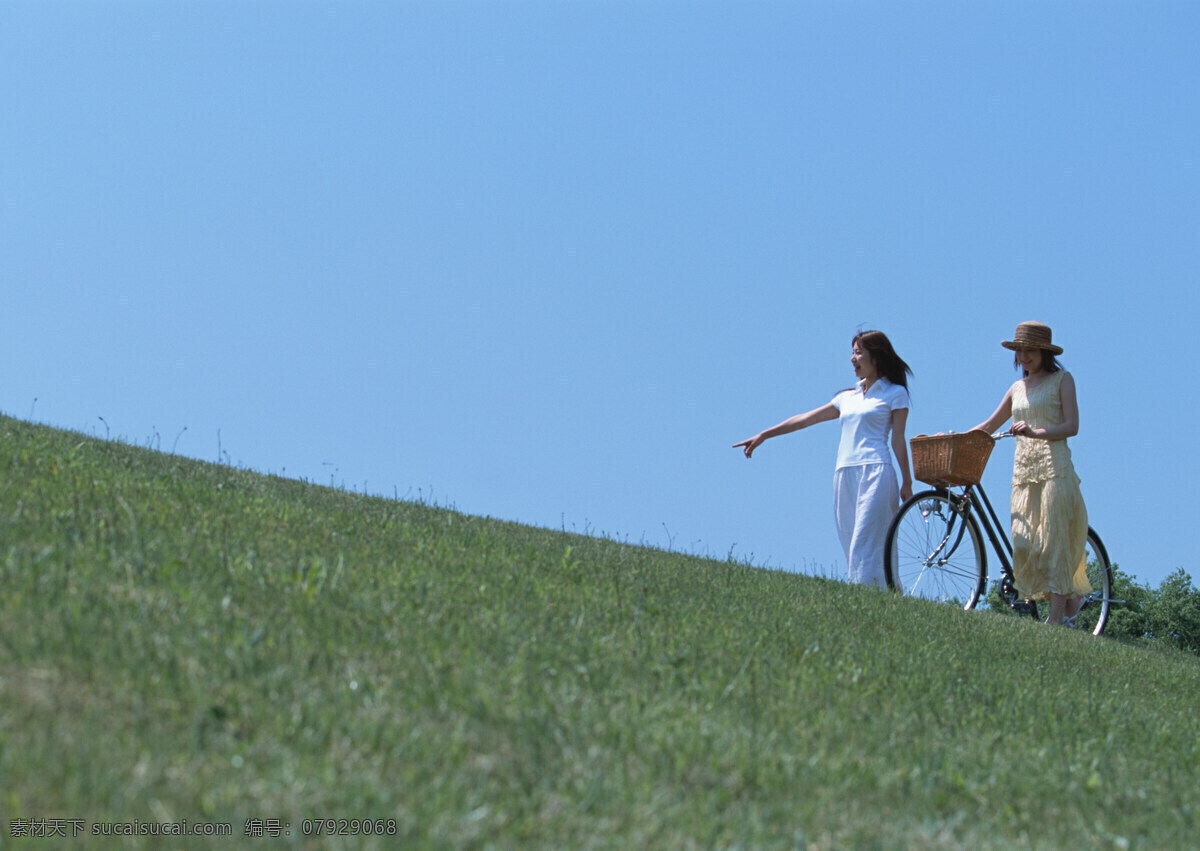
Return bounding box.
[885,490,987,609]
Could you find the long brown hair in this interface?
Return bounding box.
[853,330,912,389]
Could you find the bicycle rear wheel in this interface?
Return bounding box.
[1053,528,1113,636]
[884,490,987,609]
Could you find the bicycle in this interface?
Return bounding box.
[882,430,1115,635]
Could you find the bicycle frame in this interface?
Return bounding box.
[935,481,1036,616]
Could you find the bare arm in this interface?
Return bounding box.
[972,386,1014,435]
[733,402,839,459]
[891,407,913,501]
[1013,372,1079,439]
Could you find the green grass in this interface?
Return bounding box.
[1,414,1197,849]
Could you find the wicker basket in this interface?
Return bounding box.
[911,431,995,486]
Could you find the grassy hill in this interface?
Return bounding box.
[1,415,1197,849]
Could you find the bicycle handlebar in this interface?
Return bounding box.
[958,428,1013,441]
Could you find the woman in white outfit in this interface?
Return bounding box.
[733,330,914,587]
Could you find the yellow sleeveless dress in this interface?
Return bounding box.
[1010,371,1092,601]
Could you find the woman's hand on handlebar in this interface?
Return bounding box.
[1009,420,1039,438]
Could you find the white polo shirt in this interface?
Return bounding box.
[830,378,910,469]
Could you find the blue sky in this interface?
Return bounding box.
[3,1,1196,589]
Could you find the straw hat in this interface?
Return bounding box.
[1001,321,1063,355]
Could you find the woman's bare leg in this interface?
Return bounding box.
[1046,593,1069,625]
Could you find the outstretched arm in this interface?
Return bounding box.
[733,403,839,459]
[891,407,913,501]
[972,386,1014,436]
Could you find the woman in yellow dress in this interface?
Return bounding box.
[973,321,1091,626]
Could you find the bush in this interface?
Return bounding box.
[1144,568,1200,655]
[1103,566,1200,656]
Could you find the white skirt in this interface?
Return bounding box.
[833,463,900,588]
